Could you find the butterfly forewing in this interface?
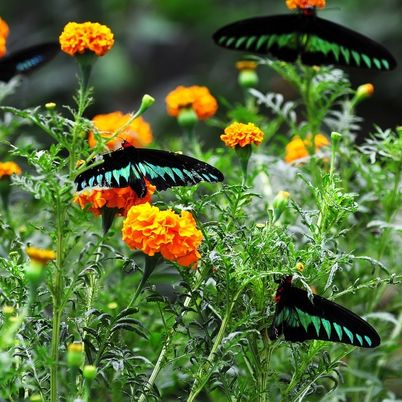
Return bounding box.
[75,146,224,198]
[0,42,60,81]
[269,281,380,348]
[213,13,396,71]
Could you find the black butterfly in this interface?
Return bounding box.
[75,144,224,197]
[268,276,380,348]
[213,8,397,71]
[0,42,59,81]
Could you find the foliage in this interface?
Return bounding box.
[0,37,401,402]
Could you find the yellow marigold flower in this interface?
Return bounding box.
[236,61,258,71]
[122,203,203,268]
[166,85,218,120]
[0,162,22,179]
[220,122,264,148]
[59,22,114,57]
[296,262,305,272]
[285,133,329,163]
[74,181,156,217]
[88,112,153,150]
[286,0,326,9]
[26,247,56,265]
[0,17,9,58]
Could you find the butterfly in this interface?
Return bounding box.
[0,42,59,81]
[268,276,380,348]
[213,7,397,71]
[75,143,224,198]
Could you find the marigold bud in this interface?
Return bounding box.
[29,395,42,402]
[177,107,198,128]
[2,305,15,315]
[83,364,97,380]
[273,191,290,221]
[67,342,85,367]
[45,102,56,110]
[25,262,45,285]
[353,83,374,106]
[140,94,155,114]
[238,69,259,88]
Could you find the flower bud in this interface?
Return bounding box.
[67,342,85,367]
[272,191,290,221]
[83,364,97,380]
[353,83,374,106]
[25,261,45,285]
[238,69,259,88]
[30,395,42,402]
[139,94,155,114]
[2,305,15,315]
[177,107,198,128]
[45,102,56,110]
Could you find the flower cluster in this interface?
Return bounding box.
[0,17,9,58]
[74,182,156,217]
[88,112,153,150]
[220,122,264,148]
[59,22,114,57]
[285,134,330,163]
[0,161,22,179]
[166,85,218,120]
[26,247,56,265]
[286,0,326,9]
[122,203,203,268]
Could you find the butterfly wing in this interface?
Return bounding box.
[0,42,60,81]
[301,16,396,70]
[269,284,380,348]
[213,14,302,63]
[75,146,224,198]
[213,14,396,71]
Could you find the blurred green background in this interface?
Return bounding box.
[1,0,401,141]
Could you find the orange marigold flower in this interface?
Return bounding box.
[122,203,203,268]
[74,181,156,216]
[59,22,114,57]
[220,122,264,148]
[88,112,153,150]
[286,0,326,9]
[26,247,56,265]
[166,85,218,120]
[0,17,9,58]
[285,133,330,163]
[236,61,258,71]
[0,161,22,179]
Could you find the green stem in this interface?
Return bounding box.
[186,310,231,402]
[256,330,273,402]
[137,295,193,402]
[50,194,65,402]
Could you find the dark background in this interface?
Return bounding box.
[2,0,401,141]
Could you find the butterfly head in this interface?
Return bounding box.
[274,275,293,302]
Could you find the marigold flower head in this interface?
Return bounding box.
[0,162,22,179]
[220,122,264,148]
[122,203,203,268]
[26,247,56,265]
[74,182,156,217]
[59,22,114,57]
[286,0,326,9]
[166,85,218,120]
[285,133,330,163]
[0,17,9,58]
[88,112,153,150]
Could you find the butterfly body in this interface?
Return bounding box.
[0,42,59,81]
[75,145,224,198]
[268,276,380,348]
[213,11,397,70]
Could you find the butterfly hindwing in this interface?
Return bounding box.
[301,16,396,70]
[269,279,380,348]
[75,146,224,198]
[213,13,396,70]
[0,42,60,81]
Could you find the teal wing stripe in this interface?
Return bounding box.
[351,50,361,66]
[89,177,95,187]
[246,36,257,49]
[381,59,390,69]
[364,335,372,347]
[105,171,112,185]
[112,169,121,185]
[256,35,269,50]
[321,318,332,339]
[373,58,382,69]
[235,37,247,48]
[333,323,343,341]
[356,334,363,346]
[226,37,236,47]
[311,316,321,336]
[362,53,372,68]
[343,326,354,344]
